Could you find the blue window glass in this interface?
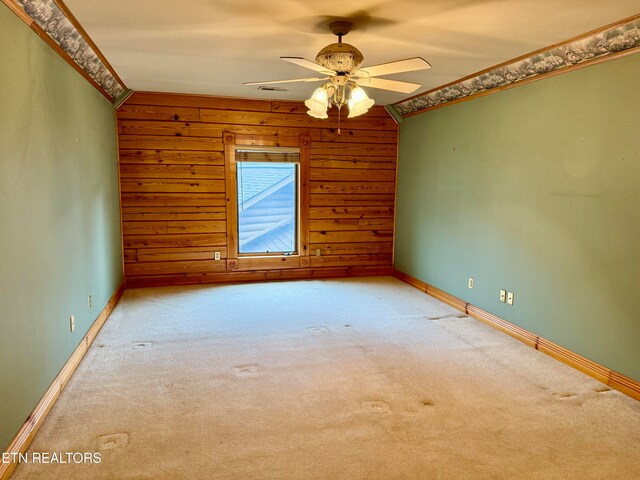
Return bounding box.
[237,162,297,254]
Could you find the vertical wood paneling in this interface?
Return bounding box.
[223,132,238,269]
[299,136,311,261]
[117,92,398,287]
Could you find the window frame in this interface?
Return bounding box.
[223,132,310,272]
[236,151,300,257]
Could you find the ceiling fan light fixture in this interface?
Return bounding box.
[245,21,429,123]
[347,85,375,118]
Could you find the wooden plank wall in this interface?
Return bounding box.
[117,92,398,287]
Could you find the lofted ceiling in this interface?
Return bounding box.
[65,0,639,105]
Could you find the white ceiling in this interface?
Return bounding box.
[66,0,639,105]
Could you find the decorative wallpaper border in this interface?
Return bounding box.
[394,16,640,116]
[11,0,125,100]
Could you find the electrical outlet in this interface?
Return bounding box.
[315,249,321,256]
[507,291,514,306]
[88,294,92,309]
[69,315,75,333]
[499,290,507,303]
[214,251,221,261]
[468,277,474,289]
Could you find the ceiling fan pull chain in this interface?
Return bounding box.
[338,107,341,135]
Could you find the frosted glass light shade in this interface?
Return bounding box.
[307,108,329,119]
[305,87,329,118]
[347,86,374,118]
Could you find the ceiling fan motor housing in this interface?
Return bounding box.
[315,43,364,74]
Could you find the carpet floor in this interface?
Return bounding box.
[11,276,640,479]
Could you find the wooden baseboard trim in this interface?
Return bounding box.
[126,265,394,289]
[609,371,640,400]
[426,284,468,313]
[393,268,640,401]
[392,269,427,292]
[466,304,539,349]
[0,281,125,480]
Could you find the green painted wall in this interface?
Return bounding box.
[395,52,640,380]
[0,6,123,450]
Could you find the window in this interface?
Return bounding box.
[223,134,310,269]
[235,148,299,255]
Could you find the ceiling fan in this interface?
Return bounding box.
[244,20,431,119]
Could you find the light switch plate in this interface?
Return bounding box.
[468,277,474,289]
[507,291,514,305]
[500,290,506,303]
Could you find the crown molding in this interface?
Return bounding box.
[4,0,126,101]
[394,15,640,117]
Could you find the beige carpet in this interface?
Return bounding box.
[11,276,640,479]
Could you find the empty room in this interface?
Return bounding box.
[1,1,640,478]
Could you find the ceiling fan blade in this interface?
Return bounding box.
[244,77,329,86]
[355,57,431,78]
[281,57,334,75]
[355,77,421,94]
